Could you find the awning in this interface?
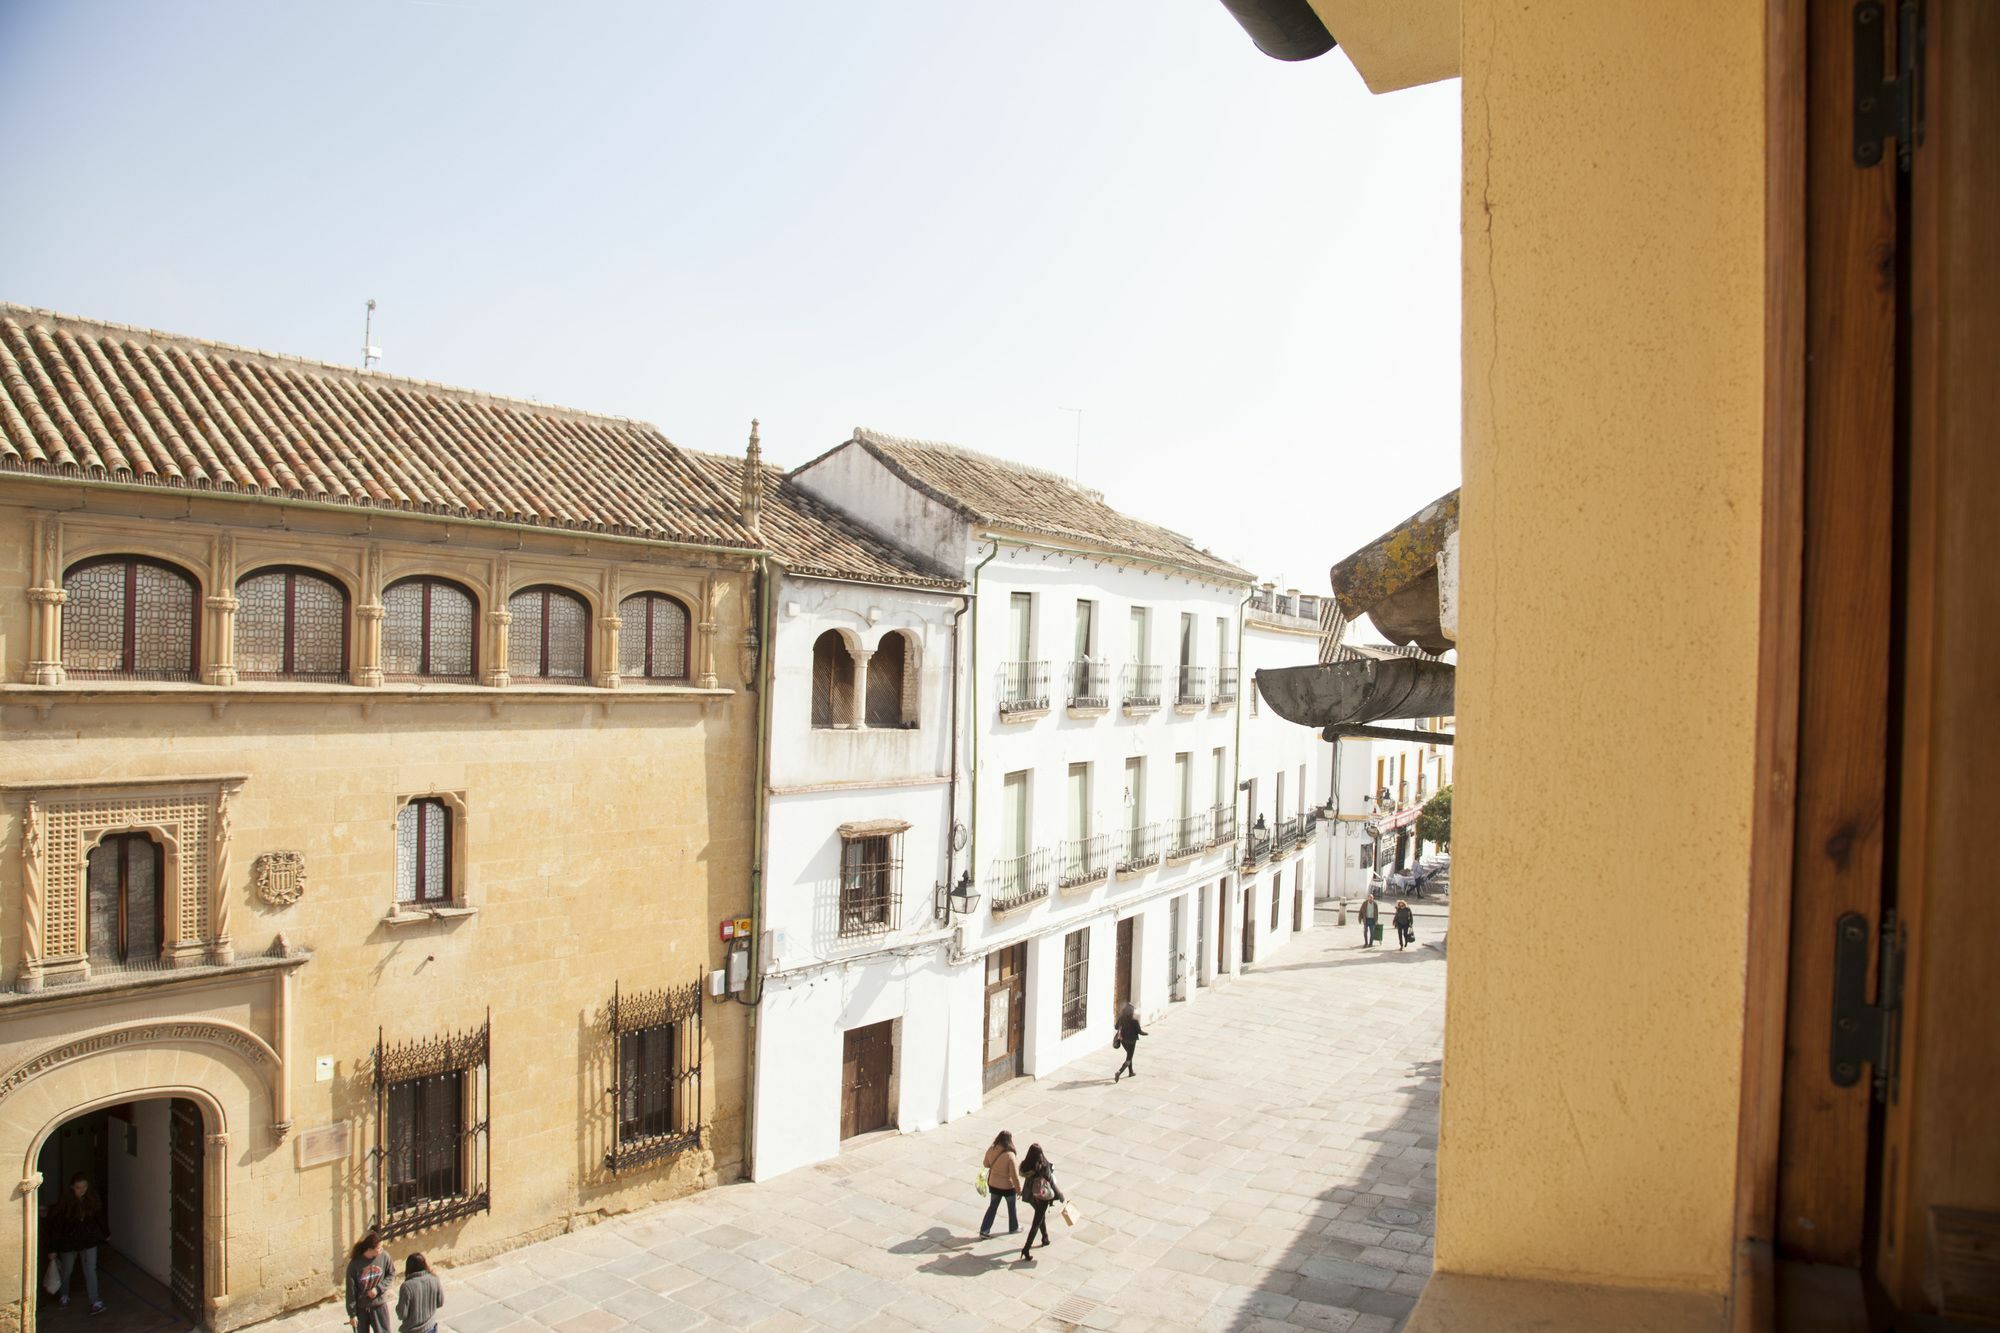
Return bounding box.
[837,819,911,839]
[1255,656,1455,736]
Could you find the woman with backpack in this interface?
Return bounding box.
[1017,1143,1066,1262]
[1394,899,1415,949]
[979,1131,1020,1237]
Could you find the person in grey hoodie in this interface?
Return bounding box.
[396,1253,444,1333]
[344,1232,396,1333]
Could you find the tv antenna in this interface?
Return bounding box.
[361,299,382,369]
[1060,406,1083,482]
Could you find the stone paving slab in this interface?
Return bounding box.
[260,906,1443,1332]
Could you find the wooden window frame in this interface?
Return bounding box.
[85,832,164,967]
[618,592,691,683]
[395,797,458,907]
[605,981,704,1172]
[1060,928,1089,1036]
[235,565,350,682]
[60,555,201,681]
[507,584,591,683]
[382,576,479,682]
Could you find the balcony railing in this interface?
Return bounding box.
[996,661,1050,717]
[1274,815,1301,854]
[1242,825,1272,867]
[1210,805,1238,846]
[1175,665,1208,709]
[1057,833,1111,890]
[1301,810,1321,844]
[1213,666,1238,705]
[1066,661,1110,710]
[1116,822,1164,876]
[1122,664,1162,711]
[989,848,1051,915]
[1167,812,1211,860]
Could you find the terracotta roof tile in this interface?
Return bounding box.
[0,304,760,549]
[843,428,1251,583]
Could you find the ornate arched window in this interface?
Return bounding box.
[86,832,163,968]
[617,592,691,683]
[61,556,199,680]
[811,631,854,728]
[236,566,349,681]
[382,577,477,681]
[507,585,590,682]
[866,631,918,728]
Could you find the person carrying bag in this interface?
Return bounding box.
[979,1131,1020,1237]
[1017,1143,1066,1263]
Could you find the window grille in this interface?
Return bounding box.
[811,631,853,727]
[997,661,1050,714]
[1121,664,1162,708]
[396,799,452,905]
[373,1015,490,1239]
[383,578,476,680]
[606,982,704,1172]
[61,557,198,680]
[1058,834,1111,888]
[1176,665,1209,706]
[617,593,689,681]
[1213,666,1239,703]
[237,568,348,681]
[85,833,163,973]
[838,834,903,938]
[1067,661,1110,708]
[1116,822,1163,874]
[1061,929,1089,1035]
[508,586,589,681]
[865,633,913,727]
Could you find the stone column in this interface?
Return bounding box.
[354,604,385,686]
[484,609,512,687]
[848,648,874,729]
[17,800,44,992]
[597,614,624,689]
[208,788,235,965]
[697,574,720,689]
[27,515,67,685]
[204,594,240,686]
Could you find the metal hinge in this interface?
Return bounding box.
[1830,909,1904,1103]
[1854,0,1926,170]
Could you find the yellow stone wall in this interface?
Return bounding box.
[1445,0,1766,1295]
[0,490,755,1329]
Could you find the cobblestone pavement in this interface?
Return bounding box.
[270,905,1443,1333]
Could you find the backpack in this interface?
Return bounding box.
[1025,1171,1055,1204]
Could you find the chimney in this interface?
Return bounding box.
[740,419,764,537]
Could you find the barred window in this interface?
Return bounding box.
[1061,928,1089,1035]
[811,631,854,728]
[617,592,690,682]
[606,982,704,1173]
[374,1017,490,1239]
[865,632,916,728]
[837,825,906,938]
[507,585,589,682]
[382,577,477,680]
[236,567,348,681]
[396,798,452,905]
[85,833,162,969]
[61,557,199,680]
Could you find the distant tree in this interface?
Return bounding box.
[1417,785,1452,850]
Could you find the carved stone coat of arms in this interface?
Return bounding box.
[254,851,307,907]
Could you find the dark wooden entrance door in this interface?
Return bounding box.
[1196,886,1210,987]
[1294,866,1305,932]
[982,944,1026,1092]
[168,1097,203,1324]
[1113,917,1135,1018]
[1168,896,1185,1000]
[1241,887,1256,965]
[840,1022,893,1140]
[1217,881,1231,976]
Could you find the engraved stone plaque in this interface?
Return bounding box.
[295,1120,351,1169]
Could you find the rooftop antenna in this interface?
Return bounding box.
[361,299,382,369]
[1060,406,1083,482]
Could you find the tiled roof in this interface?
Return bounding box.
[0,304,761,549]
[681,450,963,590]
[838,428,1252,583]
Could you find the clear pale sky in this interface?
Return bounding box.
[0,2,1461,588]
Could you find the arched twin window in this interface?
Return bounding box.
[866,632,913,728]
[507,585,590,682]
[812,631,854,728]
[236,566,349,681]
[811,630,918,728]
[617,592,690,682]
[383,577,478,681]
[61,556,199,680]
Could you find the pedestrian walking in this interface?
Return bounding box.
[1360,892,1381,948]
[1017,1143,1066,1262]
[344,1231,396,1333]
[395,1253,444,1333]
[979,1131,1021,1237]
[1112,1003,1146,1081]
[48,1173,109,1314]
[1394,899,1415,949]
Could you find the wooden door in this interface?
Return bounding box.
[840,1022,893,1139]
[1294,865,1305,932]
[168,1098,203,1324]
[982,945,1025,1092]
[1113,917,1134,1018]
[1217,882,1230,976]
[1196,886,1210,987]
[1168,896,1185,1000]
[1241,887,1255,965]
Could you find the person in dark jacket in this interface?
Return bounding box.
[344,1231,396,1333]
[1112,1003,1146,1082]
[1394,900,1415,949]
[1360,893,1381,948]
[1017,1143,1066,1262]
[48,1173,109,1312]
[395,1253,444,1333]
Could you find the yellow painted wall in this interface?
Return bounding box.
[1444,1,1765,1294]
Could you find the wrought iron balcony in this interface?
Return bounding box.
[1242,825,1272,867]
[1167,812,1211,861]
[1115,822,1164,876]
[1175,665,1209,710]
[1274,815,1301,855]
[1066,661,1110,712]
[1213,666,1239,706]
[988,848,1051,916]
[1210,805,1238,846]
[1301,810,1320,844]
[1057,833,1111,891]
[1121,664,1162,712]
[996,661,1050,718]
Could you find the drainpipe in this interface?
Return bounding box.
[740,553,778,1179]
[963,540,1002,893]
[944,590,972,901]
[1231,586,1253,951]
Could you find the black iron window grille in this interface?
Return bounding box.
[1067,661,1109,708]
[373,1014,490,1240]
[382,577,477,681]
[1243,824,1273,867]
[617,592,691,682]
[1169,813,1211,858]
[236,566,349,682]
[1058,833,1111,888]
[989,849,1051,914]
[997,661,1050,714]
[1117,822,1163,874]
[1121,664,1162,708]
[1061,929,1089,1035]
[838,833,903,938]
[1275,815,1301,852]
[1211,806,1239,846]
[1176,665,1209,706]
[507,585,590,682]
[606,981,703,1173]
[1214,666,1239,703]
